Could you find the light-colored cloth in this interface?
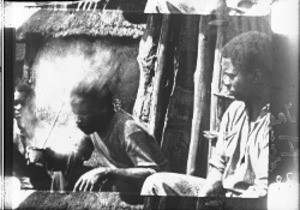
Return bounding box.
[141,172,205,196]
[210,101,269,197]
[141,101,270,197]
[13,119,28,156]
[90,110,168,171]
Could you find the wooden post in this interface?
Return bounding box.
[159,15,200,173]
[133,14,180,144]
[133,14,162,124]
[207,25,225,174]
[186,16,212,176]
[149,15,177,142]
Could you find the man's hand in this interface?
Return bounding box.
[25,146,46,167]
[73,168,111,192]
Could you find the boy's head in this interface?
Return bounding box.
[221,31,272,101]
[14,82,35,119]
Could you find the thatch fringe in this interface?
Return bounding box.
[17,9,146,40]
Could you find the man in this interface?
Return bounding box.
[13,82,51,189]
[141,31,272,198]
[28,81,168,193]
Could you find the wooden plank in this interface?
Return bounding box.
[143,196,268,210]
[17,191,144,210]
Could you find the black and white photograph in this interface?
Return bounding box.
[1,0,299,209]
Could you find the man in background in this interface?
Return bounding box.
[13,81,51,189]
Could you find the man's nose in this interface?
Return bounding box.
[75,116,82,124]
[222,75,231,88]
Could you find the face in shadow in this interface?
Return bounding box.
[14,91,28,120]
[71,96,109,135]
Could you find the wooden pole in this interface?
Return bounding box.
[148,15,170,137]
[149,15,176,142]
[133,15,162,123]
[207,26,225,174]
[186,16,212,176]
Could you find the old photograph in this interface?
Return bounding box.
[2,0,299,209]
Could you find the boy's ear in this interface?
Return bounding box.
[252,68,263,84]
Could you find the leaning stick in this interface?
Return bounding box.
[41,102,65,148]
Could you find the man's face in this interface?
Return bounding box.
[71,97,107,135]
[71,97,99,134]
[14,91,27,119]
[221,58,253,101]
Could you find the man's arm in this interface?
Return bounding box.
[74,122,168,192]
[73,167,155,192]
[43,135,94,172]
[109,167,156,181]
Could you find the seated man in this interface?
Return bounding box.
[27,81,168,193]
[141,31,272,198]
[13,82,51,189]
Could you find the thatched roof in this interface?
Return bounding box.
[17,9,146,40]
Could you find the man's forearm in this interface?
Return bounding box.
[45,149,84,172]
[108,167,156,182]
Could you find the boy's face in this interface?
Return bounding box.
[14,91,27,119]
[71,97,101,135]
[221,58,254,101]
